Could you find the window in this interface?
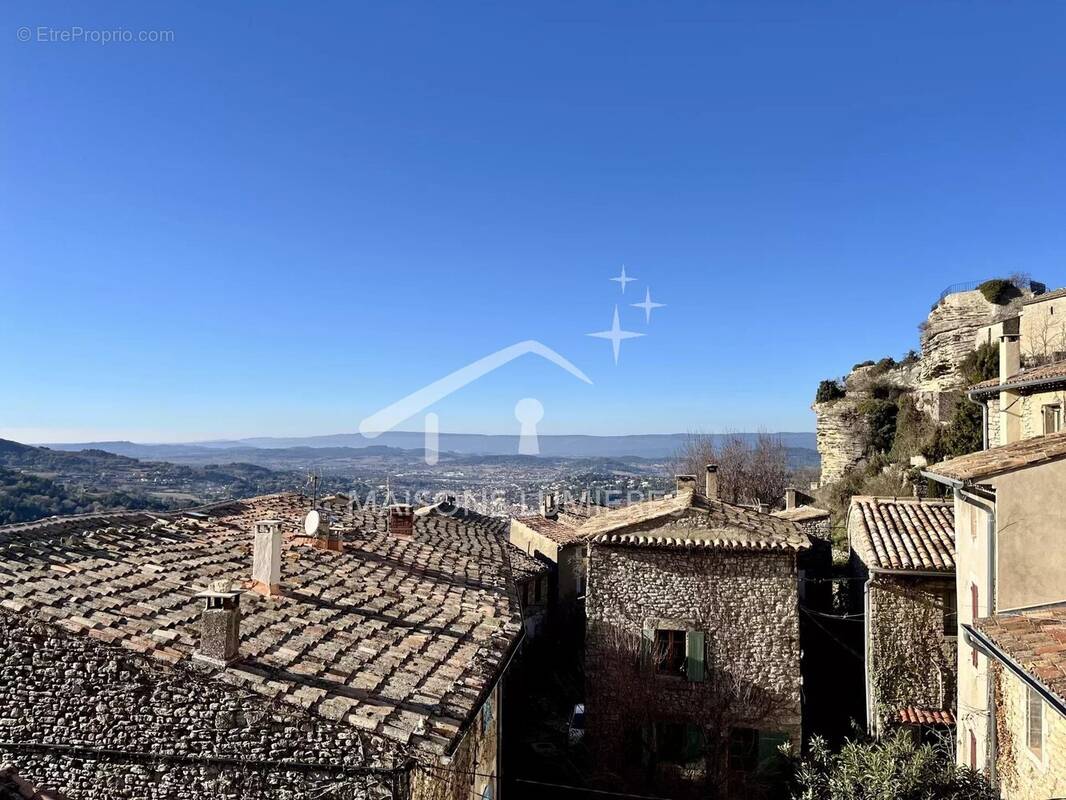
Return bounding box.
[480,782,494,800]
[533,576,543,603]
[1043,404,1062,435]
[654,629,686,676]
[654,722,704,766]
[942,589,957,637]
[969,729,977,769]
[1027,685,1044,759]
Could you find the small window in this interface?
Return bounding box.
[654,629,686,676]
[942,589,957,637]
[1027,685,1044,759]
[534,576,543,603]
[653,722,703,765]
[480,782,494,800]
[1043,404,1062,435]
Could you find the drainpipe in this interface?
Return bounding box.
[864,573,874,735]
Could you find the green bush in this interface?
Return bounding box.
[852,360,875,370]
[790,731,997,800]
[959,342,999,386]
[978,278,1022,305]
[815,380,846,404]
[859,398,899,454]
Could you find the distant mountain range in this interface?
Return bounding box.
[45,431,817,461]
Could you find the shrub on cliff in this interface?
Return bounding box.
[959,341,999,386]
[858,398,898,454]
[978,278,1022,305]
[815,380,846,403]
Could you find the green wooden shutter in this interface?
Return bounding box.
[682,724,705,765]
[686,630,705,682]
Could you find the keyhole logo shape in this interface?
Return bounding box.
[515,398,545,455]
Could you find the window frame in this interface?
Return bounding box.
[1026,684,1046,766]
[653,628,687,677]
[941,588,957,638]
[1042,403,1062,435]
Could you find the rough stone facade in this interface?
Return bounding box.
[993,665,1066,800]
[585,543,802,797]
[864,576,957,734]
[0,613,403,800]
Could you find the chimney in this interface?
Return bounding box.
[195,580,241,667]
[785,488,797,511]
[1000,333,1021,383]
[388,504,414,539]
[540,491,558,518]
[999,333,1023,445]
[676,474,697,494]
[251,519,282,595]
[705,465,719,500]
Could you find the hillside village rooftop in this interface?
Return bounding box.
[0,493,536,758]
[922,430,1066,485]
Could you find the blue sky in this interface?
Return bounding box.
[3,2,1066,442]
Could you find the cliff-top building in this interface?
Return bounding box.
[0,493,535,800]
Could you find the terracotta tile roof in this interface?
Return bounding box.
[849,497,955,572]
[970,360,1066,395]
[974,607,1066,710]
[0,494,524,757]
[511,514,583,546]
[924,431,1066,484]
[1023,287,1066,305]
[582,490,809,552]
[897,707,955,726]
[772,505,830,523]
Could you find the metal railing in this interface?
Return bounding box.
[937,280,984,302]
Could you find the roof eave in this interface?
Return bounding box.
[964,623,1066,718]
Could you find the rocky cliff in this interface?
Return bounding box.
[813,284,1037,485]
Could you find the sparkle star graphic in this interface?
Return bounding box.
[610,265,636,293]
[631,288,666,323]
[587,306,644,364]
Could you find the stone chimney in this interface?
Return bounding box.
[251,519,282,596]
[785,487,797,511]
[195,580,241,667]
[704,465,719,500]
[676,475,697,494]
[388,504,414,539]
[999,333,1022,445]
[540,491,558,518]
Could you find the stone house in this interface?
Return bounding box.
[772,488,831,541]
[508,492,613,632]
[847,496,957,738]
[583,470,809,798]
[924,430,1066,794]
[0,493,529,800]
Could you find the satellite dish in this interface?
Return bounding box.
[304,510,322,537]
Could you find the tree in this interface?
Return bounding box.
[673,433,790,507]
[790,732,996,800]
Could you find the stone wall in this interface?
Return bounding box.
[585,543,801,794]
[0,613,403,800]
[994,665,1066,800]
[813,399,868,485]
[866,576,956,735]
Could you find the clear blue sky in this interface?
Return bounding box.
[4,2,1066,443]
